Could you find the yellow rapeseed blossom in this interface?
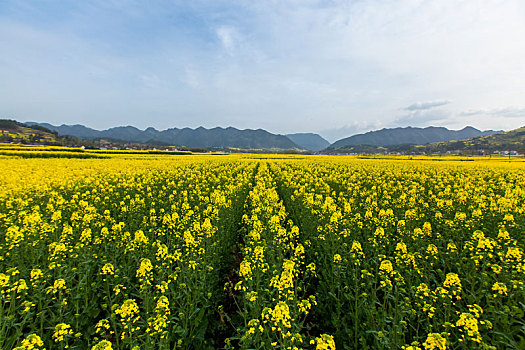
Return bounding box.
[95,319,110,335]
[52,323,73,342]
[46,279,66,294]
[91,340,113,350]
[379,260,393,275]
[14,334,45,350]
[314,334,336,350]
[101,263,115,276]
[147,295,170,337]
[423,333,447,350]
[115,299,141,339]
[456,312,482,343]
[443,273,462,297]
[492,282,508,297]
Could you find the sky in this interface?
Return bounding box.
[1,1,525,142]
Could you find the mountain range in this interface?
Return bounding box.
[27,123,307,150]
[328,126,501,149]
[322,126,524,154]
[415,126,525,154]
[21,122,513,153]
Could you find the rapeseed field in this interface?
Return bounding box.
[1,153,524,349]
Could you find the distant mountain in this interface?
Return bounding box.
[329,126,501,149]
[286,133,330,152]
[34,123,103,139]
[322,127,525,154]
[418,126,525,154]
[27,123,303,150]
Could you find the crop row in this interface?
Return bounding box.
[226,162,333,349]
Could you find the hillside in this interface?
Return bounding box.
[417,126,525,154]
[329,126,500,149]
[324,126,524,154]
[286,133,330,152]
[28,123,303,150]
[0,119,80,146]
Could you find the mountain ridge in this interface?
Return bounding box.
[323,126,523,154]
[23,122,512,153]
[26,122,305,150]
[328,126,501,149]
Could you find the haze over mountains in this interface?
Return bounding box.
[286,133,330,152]
[26,122,504,152]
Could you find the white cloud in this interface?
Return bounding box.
[393,109,451,127]
[405,100,451,111]
[216,25,241,56]
[460,107,525,118]
[320,121,383,143]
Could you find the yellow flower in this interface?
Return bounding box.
[116,299,139,321]
[14,334,45,350]
[506,247,523,262]
[456,313,481,342]
[262,301,292,330]
[395,242,408,255]
[21,300,35,313]
[492,282,507,297]
[115,299,140,338]
[91,340,113,350]
[52,323,73,342]
[497,229,510,240]
[95,319,110,335]
[15,279,28,294]
[297,296,316,313]
[423,333,446,350]
[246,291,258,302]
[315,334,336,350]
[30,268,43,286]
[147,296,170,337]
[350,241,365,261]
[426,244,438,257]
[379,260,393,275]
[239,261,252,278]
[113,284,125,295]
[101,263,115,275]
[133,230,149,246]
[443,273,462,296]
[136,258,153,288]
[46,278,66,294]
[6,226,24,249]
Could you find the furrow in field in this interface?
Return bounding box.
[226,161,333,349]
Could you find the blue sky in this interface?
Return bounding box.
[1,0,525,141]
